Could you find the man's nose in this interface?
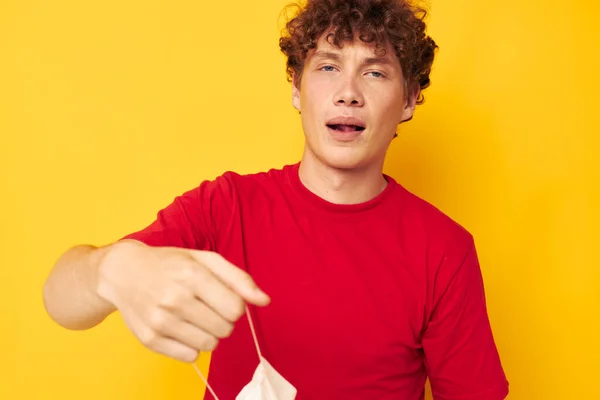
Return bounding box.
[333,76,365,107]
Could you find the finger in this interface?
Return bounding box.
[188,250,271,306]
[168,297,234,339]
[162,318,220,354]
[189,265,248,323]
[157,281,235,335]
[145,309,218,355]
[165,254,247,322]
[136,317,200,363]
[148,335,200,363]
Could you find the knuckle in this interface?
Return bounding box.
[195,265,212,284]
[160,288,187,310]
[190,250,213,268]
[219,322,234,338]
[181,349,199,363]
[200,336,218,352]
[227,298,245,321]
[204,251,223,263]
[138,327,158,346]
[147,309,169,333]
[170,256,198,282]
[180,260,199,281]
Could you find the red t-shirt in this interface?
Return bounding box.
[122,162,509,400]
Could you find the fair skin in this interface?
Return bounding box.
[294,33,419,204]
[42,33,419,363]
[43,241,271,362]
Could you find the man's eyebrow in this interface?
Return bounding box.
[312,50,395,66]
[363,56,394,66]
[312,51,342,60]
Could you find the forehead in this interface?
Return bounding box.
[308,32,399,65]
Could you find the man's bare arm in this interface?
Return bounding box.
[43,244,116,330]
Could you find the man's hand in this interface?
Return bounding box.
[96,239,270,362]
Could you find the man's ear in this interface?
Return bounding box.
[400,85,420,123]
[291,73,301,112]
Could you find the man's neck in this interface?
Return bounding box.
[298,149,388,205]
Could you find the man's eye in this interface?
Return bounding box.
[368,71,385,78]
[321,65,335,72]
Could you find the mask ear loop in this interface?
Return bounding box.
[246,304,264,361]
[192,305,263,400]
[193,363,220,400]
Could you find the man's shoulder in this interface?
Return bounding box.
[393,182,474,250]
[191,163,293,207]
[209,163,292,191]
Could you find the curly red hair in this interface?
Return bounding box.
[279,0,438,105]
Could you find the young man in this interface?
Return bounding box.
[43,0,509,399]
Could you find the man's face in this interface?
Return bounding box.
[292,33,418,171]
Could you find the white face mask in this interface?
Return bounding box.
[193,306,297,400]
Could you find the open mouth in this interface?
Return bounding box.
[326,124,366,133]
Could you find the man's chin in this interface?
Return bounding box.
[304,142,379,171]
[319,152,371,171]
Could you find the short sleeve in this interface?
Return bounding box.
[422,240,509,400]
[120,175,236,251]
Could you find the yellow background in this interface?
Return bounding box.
[1,0,598,398]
